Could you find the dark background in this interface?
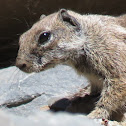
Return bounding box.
[0,0,126,68]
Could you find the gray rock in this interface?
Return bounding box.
[0,65,88,115]
[0,110,101,126]
[0,65,102,126]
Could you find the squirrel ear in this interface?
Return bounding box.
[58,9,81,32]
[40,14,46,20]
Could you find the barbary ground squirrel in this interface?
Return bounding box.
[16,9,126,120]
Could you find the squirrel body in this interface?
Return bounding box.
[16,9,126,119]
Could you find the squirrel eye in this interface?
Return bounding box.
[38,32,51,44]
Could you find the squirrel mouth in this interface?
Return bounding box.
[37,57,42,64]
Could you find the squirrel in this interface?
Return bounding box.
[16,9,126,120]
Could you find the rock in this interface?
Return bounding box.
[0,65,103,126]
[0,110,101,126]
[0,65,88,115]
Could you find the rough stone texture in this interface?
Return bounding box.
[0,65,87,115]
[0,65,103,126]
[0,110,102,126]
[0,0,126,68]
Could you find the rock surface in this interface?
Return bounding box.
[0,65,88,115]
[0,65,102,126]
[0,110,101,126]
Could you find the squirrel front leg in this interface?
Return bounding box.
[88,79,126,119]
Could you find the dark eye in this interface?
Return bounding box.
[38,32,51,45]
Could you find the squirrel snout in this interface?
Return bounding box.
[16,58,28,70]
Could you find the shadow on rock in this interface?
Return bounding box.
[50,93,99,114]
[49,85,125,122]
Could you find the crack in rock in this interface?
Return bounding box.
[0,93,44,108]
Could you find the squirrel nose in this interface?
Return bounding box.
[16,62,27,69]
[16,59,27,70]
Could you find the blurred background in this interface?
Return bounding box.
[0,0,126,68]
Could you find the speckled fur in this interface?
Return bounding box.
[16,9,126,119]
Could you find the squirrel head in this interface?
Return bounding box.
[16,9,126,76]
[16,9,83,73]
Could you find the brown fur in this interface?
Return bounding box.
[16,9,126,120]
